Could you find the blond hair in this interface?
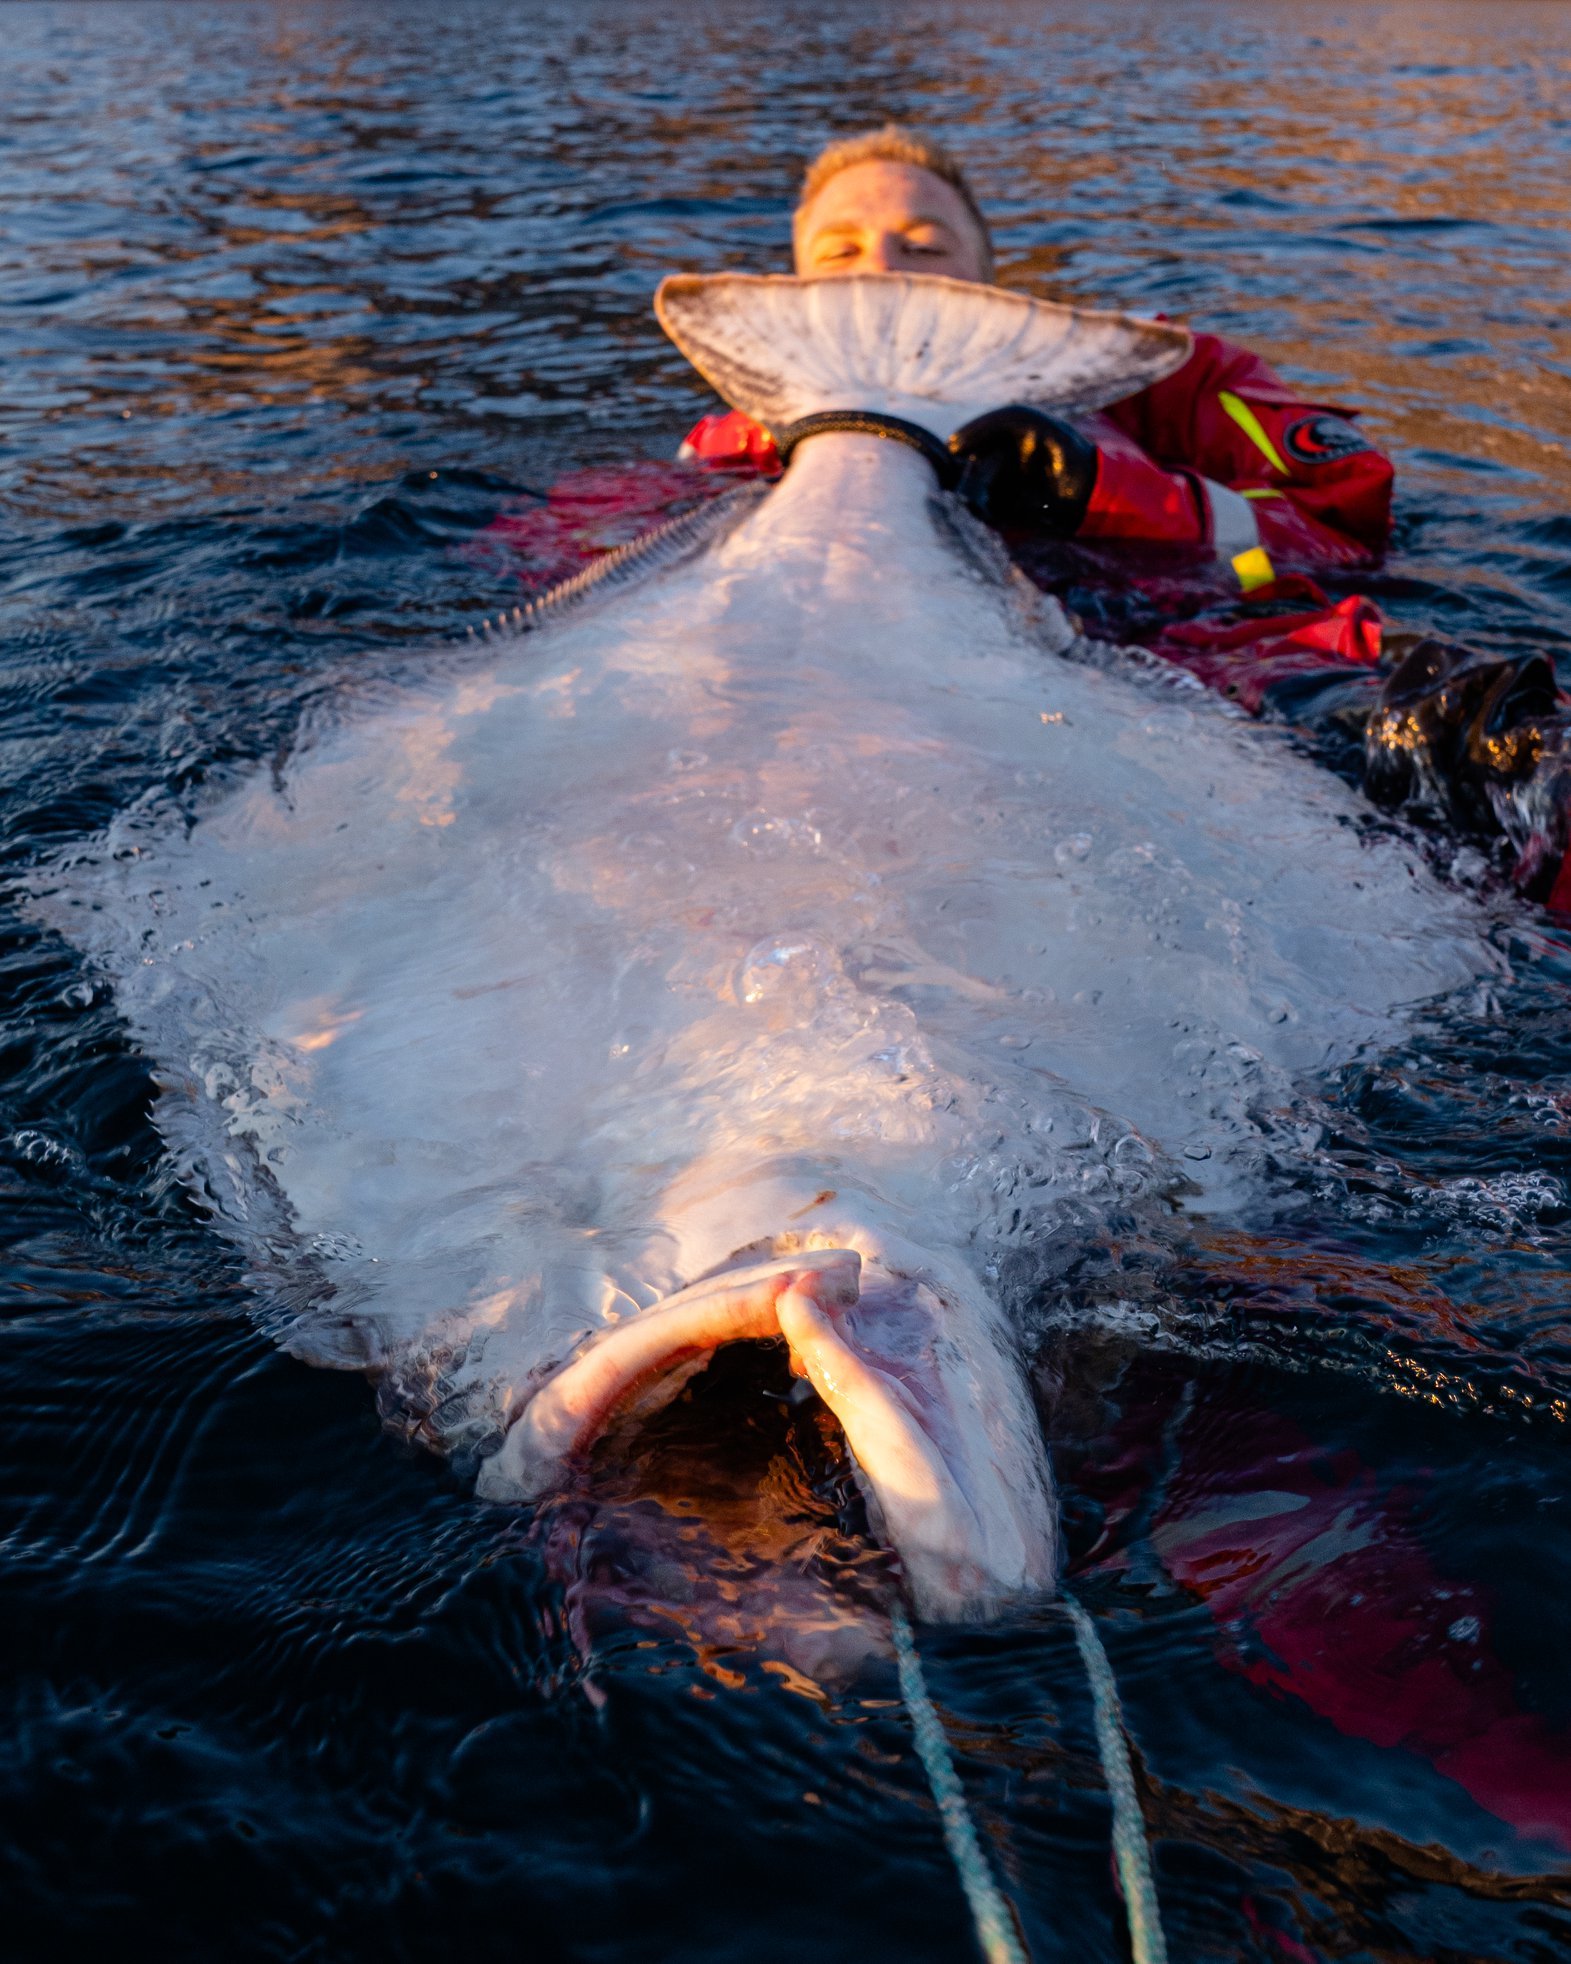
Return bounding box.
[795,124,994,276]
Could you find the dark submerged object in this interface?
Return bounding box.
[1364,635,1571,898]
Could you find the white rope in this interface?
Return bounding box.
[889,1601,1029,1964]
[1066,1599,1168,1964]
[889,1595,1168,1964]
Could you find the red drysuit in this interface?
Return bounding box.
[678,328,1396,578]
[475,324,1569,906]
[1077,1348,1571,1862]
[480,329,1396,708]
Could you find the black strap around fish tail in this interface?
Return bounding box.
[773,409,961,488]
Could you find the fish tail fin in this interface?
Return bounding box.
[655,271,1191,441]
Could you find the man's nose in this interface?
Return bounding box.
[861,232,901,273]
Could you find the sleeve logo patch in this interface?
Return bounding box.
[1283,413,1371,465]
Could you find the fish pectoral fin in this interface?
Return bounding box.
[474,1249,861,1501]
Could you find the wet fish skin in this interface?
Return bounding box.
[27,280,1500,1622]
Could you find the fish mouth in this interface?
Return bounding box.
[475,1249,1057,1622]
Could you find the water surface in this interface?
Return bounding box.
[3,4,1570,1959]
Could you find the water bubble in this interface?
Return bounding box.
[1054,832,1093,866]
[1110,840,1158,871]
[1428,1170,1564,1233]
[616,831,694,882]
[309,1231,365,1261]
[10,1130,81,1179]
[738,936,830,1005]
[1141,707,1195,739]
[730,812,822,852]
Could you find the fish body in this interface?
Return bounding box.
[32,276,1498,1619]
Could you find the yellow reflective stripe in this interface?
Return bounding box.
[1218,390,1289,475]
[1241,487,1283,500]
[1231,546,1275,592]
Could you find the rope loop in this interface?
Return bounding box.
[890,1593,1168,1964]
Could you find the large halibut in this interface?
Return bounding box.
[29,274,1498,1618]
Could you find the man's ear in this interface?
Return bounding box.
[788,204,812,274]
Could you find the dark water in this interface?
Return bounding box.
[3,3,1571,1958]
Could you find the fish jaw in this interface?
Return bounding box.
[475,1249,1057,1623]
[778,1267,1058,1620]
[477,1249,863,1492]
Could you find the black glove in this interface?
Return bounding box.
[947,405,1099,536]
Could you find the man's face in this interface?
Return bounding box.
[793,160,989,283]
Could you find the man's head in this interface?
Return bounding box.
[792,125,994,285]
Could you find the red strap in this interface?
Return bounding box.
[1150,593,1384,714]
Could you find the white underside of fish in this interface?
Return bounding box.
[31,278,1501,1620]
